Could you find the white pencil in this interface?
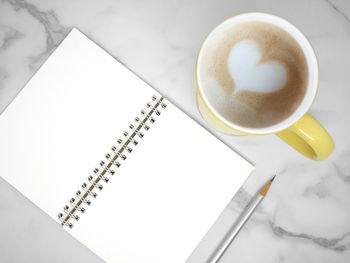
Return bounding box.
[207,176,276,263]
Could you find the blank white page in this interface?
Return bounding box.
[0,28,156,219]
[69,100,253,262]
[0,29,253,262]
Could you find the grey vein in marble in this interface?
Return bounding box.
[270,221,350,252]
[303,180,331,198]
[333,158,350,184]
[232,188,253,209]
[0,25,23,50]
[6,0,69,63]
[325,0,350,24]
[0,70,8,91]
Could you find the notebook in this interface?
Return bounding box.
[0,29,253,262]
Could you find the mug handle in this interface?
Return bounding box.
[276,113,334,161]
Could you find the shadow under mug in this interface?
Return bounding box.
[196,12,334,161]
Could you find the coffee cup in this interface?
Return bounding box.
[196,12,334,161]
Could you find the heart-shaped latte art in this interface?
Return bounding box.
[228,40,287,95]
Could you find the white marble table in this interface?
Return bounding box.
[0,0,349,262]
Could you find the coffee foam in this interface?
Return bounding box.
[228,40,287,94]
[200,22,308,128]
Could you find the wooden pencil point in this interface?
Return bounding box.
[259,176,276,197]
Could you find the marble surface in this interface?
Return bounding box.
[0,0,349,262]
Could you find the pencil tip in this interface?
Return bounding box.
[259,175,276,197]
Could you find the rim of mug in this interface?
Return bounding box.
[195,12,319,135]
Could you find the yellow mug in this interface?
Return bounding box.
[196,12,334,161]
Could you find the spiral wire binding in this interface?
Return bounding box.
[58,95,167,228]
